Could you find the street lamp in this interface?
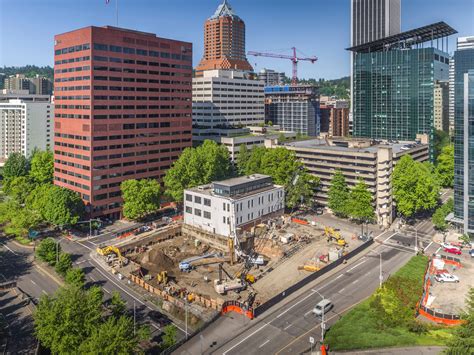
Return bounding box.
[56,239,62,265]
[313,290,326,344]
[379,253,383,288]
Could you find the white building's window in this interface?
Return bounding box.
[185,206,192,214]
[204,198,211,207]
[204,211,211,219]
[194,196,201,204]
[186,194,192,202]
[194,208,201,217]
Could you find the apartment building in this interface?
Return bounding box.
[433,80,449,132]
[53,26,192,219]
[267,136,429,227]
[258,68,285,86]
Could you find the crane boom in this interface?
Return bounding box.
[248,47,317,85]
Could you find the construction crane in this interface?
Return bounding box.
[248,47,318,85]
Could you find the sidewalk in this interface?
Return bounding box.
[329,346,445,355]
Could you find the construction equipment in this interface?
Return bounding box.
[248,47,318,85]
[324,227,347,247]
[298,264,321,272]
[214,263,246,295]
[179,253,220,272]
[235,272,256,284]
[156,271,168,285]
[96,245,128,266]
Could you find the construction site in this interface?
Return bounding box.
[94,213,368,321]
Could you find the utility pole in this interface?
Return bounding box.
[379,253,383,288]
[414,227,419,254]
[133,300,136,335]
[56,239,60,264]
[185,298,188,340]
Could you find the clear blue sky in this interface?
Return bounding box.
[1,0,473,79]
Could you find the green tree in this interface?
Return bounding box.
[161,324,177,349]
[435,144,454,188]
[432,198,454,231]
[65,268,86,288]
[392,155,440,218]
[4,207,42,238]
[55,252,72,276]
[278,133,286,143]
[121,179,161,220]
[30,150,54,184]
[236,144,251,175]
[36,237,59,265]
[164,140,232,202]
[3,176,37,204]
[109,291,127,319]
[31,185,85,226]
[237,146,266,176]
[2,153,29,180]
[285,169,318,209]
[347,179,374,223]
[446,288,474,355]
[78,316,146,354]
[433,129,450,160]
[328,170,350,217]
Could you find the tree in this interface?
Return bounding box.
[34,285,103,354]
[121,179,161,220]
[55,252,72,276]
[236,144,251,175]
[78,316,146,354]
[432,198,454,231]
[328,170,349,217]
[446,288,474,355]
[30,150,54,184]
[30,185,85,226]
[109,291,127,319]
[164,140,232,202]
[4,207,42,238]
[237,146,266,176]
[2,153,29,180]
[3,176,36,204]
[392,155,440,218]
[161,324,177,349]
[347,179,374,223]
[285,169,319,209]
[433,129,450,160]
[36,237,59,265]
[435,144,454,188]
[65,268,86,288]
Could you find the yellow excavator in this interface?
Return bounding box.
[157,271,168,285]
[324,227,347,247]
[96,245,128,266]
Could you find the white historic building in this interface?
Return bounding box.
[184,174,284,237]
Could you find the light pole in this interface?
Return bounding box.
[414,227,418,254]
[313,290,325,344]
[56,239,62,265]
[379,253,383,288]
[185,298,188,340]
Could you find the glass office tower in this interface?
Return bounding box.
[453,47,474,235]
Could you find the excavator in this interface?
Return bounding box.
[324,227,347,247]
[156,271,168,285]
[96,245,128,266]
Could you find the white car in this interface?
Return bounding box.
[434,273,459,283]
[441,243,461,251]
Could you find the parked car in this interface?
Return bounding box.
[148,311,171,327]
[312,299,333,317]
[469,249,474,258]
[434,273,459,283]
[441,242,460,250]
[444,247,462,255]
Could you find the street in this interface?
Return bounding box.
[176,218,439,355]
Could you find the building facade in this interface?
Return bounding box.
[3,74,53,95]
[258,68,285,86]
[184,174,284,238]
[53,26,192,219]
[453,45,474,235]
[267,136,429,228]
[350,23,456,160]
[320,101,350,137]
[196,0,252,73]
[0,96,53,163]
[350,0,401,133]
[265,85,320,136]
[192,69,264,136]
[433,80,449,132]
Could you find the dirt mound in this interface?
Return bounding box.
[140,249,175,273]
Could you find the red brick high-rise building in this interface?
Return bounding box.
[196,0,253,73]
[53,26,192,219]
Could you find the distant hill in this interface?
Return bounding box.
[282,76,350,99]
[0,65,54,89]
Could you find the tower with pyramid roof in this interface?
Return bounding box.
[196,0,253,73]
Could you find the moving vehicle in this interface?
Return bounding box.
[444,247,462,255]
[312,299,333,316]
[441,243,460,251]
[434,273,459,283]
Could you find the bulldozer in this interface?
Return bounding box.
[157,271,168,285]
[324,227,347,247]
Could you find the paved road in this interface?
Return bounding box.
[177,223,440,355]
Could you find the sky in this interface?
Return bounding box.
[1,0,473,80]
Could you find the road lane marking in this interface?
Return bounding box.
[424,241,433,252]
[346,259,367,272]
[259,340,270,348]
[222,322,269,355]
[283,323,292,330]
[90,276,96,282]
[304,309,313,317]
[31,280,37,286]
[42,290,47,295]
[375,232,395,241]
[352,279,359,284]
[276,290,316,318]
[435,246,441,254]
[103,288,110,294]
[335,274,343,279]
[339,287,345,293]
[0,242,19,255]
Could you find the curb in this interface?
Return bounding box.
[9,238,34,250]
[33,262,64,286]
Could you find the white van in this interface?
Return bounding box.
[312,299,333,316]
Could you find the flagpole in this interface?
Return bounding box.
[116,0,118,26]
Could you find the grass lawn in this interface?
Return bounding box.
[325,255,456,351]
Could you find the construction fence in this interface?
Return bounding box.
[254,238,374,316]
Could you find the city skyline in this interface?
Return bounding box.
[1,0,473,80]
